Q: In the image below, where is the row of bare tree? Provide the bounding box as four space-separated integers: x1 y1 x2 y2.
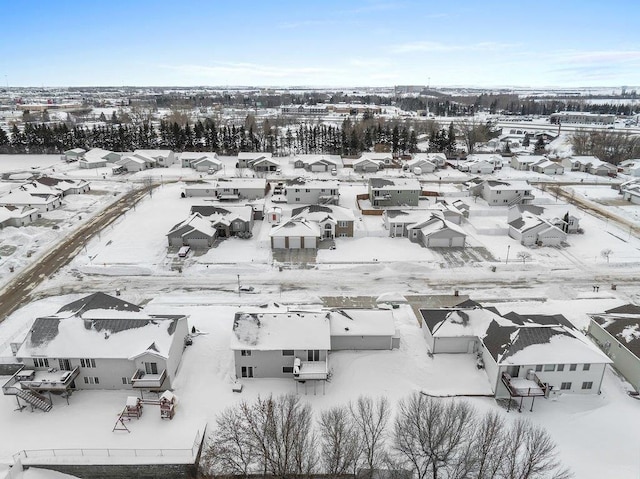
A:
570 130 640 165
201 393 570 479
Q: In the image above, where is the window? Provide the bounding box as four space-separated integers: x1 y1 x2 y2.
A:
144 362 158 375
58 359 72 371
241 366 254 378
560 382 572 390
583 364 591 371
535 365 543 372
569 364 577 371
338 221 348 227
544 364 555 372
307 350 320 361
83 377 99 385
80 358 96 368
282 350 294 356
34 358 49 368
241 350 252 357
581 381 593 390
282 367 294 374
122 377 132 385
557 364 565 372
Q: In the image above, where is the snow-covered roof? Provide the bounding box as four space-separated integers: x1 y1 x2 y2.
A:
85 148 115 162
134 149 173 158
17 293 186 360
286 178 339 190
0 205 38 223
360 152 393 161
291 204 355 223
215 178 267 189
168 213 216 238
329 309 396 337
409 214 466 237
369 177 421 190
231 311 331 350
238 152 273 160
514 155 546 164
293 154 341 166
0 190 58 205
420 306 509 337
269 219 321 238
592 311 640 357
485 180 531 191
190 205 252 224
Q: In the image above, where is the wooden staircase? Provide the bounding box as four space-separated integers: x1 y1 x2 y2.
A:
15 387 53 412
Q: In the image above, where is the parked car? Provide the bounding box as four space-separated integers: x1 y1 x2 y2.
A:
178 246 191 258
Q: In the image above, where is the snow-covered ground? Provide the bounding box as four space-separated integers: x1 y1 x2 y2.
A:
1 155 640 478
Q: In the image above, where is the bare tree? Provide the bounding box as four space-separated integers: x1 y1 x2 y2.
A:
601 249 613 263
517 251 532 264
500 419 572 479
456 120 491 154
472 411 507 479
350 396 391 474
201 405 257 477
393 393 476 479
319 405 361 476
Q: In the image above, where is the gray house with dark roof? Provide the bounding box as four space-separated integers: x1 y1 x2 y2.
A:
3 293 189 411
420 303 611 401
588 304 640 392
368 178 421 207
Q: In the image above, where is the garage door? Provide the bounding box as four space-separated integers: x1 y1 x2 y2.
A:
426 237 450 248
311 165 325 172
272 237 286 249
289 237 301 249
303 236 317 249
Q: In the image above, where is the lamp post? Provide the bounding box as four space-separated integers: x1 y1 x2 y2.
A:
237 274 241 295
505 245 511 264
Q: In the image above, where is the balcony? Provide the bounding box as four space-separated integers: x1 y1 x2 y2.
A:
293 359 328 381
3 366 80 393
131 368 167 389
501 371 548 398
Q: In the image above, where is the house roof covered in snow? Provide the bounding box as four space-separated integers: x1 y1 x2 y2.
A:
168 213 216 238
291 204 355 223
592 310 640 357
369 177 420 190
328 309 396 337
18 293 185 359
269 219 321 238
231 311 331 350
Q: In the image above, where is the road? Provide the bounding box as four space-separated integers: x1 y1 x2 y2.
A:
0 185 155 323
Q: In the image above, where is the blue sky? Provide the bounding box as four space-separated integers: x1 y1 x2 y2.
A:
1 0 639 88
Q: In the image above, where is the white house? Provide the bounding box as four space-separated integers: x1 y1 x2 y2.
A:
291 204 356 239
0 190 62 212
510 155 545 171
0 205 39 229
284 178 340 205
116 153 155 172
459 154 502 174
32 176 90 196
85 148 121 164
531 158 564 175
508 211 567 246
134 149 176 168
181 152 222 172
561 156 617 176
471 180 535 206
3 293 189 411
406 156 437 174
269 219 321 249
292 154 342 172
237 152 276 171
183 178 267 200
619 159 640 177
63 148 86 162
352 157 384 173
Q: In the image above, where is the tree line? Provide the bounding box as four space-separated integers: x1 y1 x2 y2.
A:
0 117 429 156
201 393 571 479
571 130 640 165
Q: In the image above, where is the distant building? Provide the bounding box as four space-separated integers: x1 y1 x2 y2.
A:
550 112 615 125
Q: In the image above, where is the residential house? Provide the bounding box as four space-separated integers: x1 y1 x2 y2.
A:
510 155 546 171
269 219 321 249
80 148 121 169
0 205 39 229
134 150 176 168
531 158 564 175
619 159 640 177
167 213 217 249
291 204 356 239
588 304 640 392
32 176 90 196
368 177 421 207
470 180 534 206
427 200 465 224
406 156 437 174
561 156 617 176
3 293 189 410
237 152 278 171
231 307 398 380
407 213 466 248
181 152 222 172
63 148 86 162
0 190 62 212
190 204 254 238
458 154 502 174
352 156 384 173
183 178 267 200
284 178 340 205
231 310 331 380
420 303 612 400
116 153 155 172
292 154 342 172
508 211 567 246
621 183 640 204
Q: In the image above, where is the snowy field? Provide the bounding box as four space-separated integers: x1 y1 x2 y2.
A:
1 154 640 478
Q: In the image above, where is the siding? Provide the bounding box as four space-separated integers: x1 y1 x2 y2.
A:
588 321 640 391
331 335 392 351
234 349 328 378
